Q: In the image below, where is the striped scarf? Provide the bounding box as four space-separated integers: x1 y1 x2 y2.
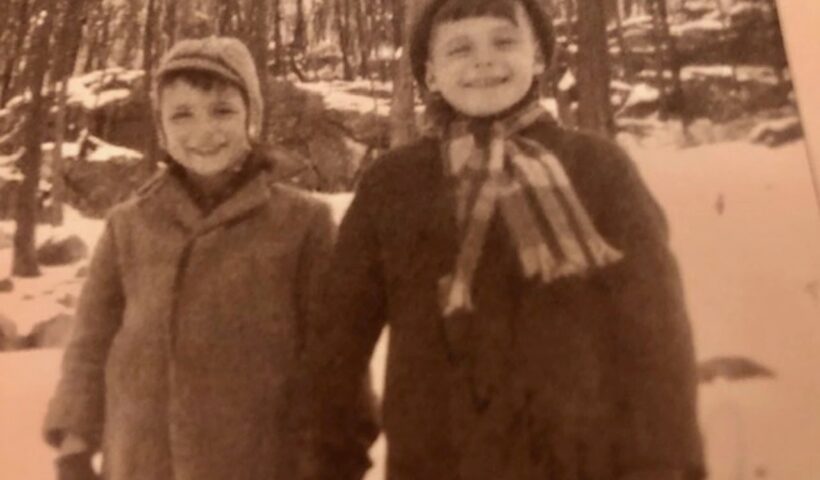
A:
438 101 623 317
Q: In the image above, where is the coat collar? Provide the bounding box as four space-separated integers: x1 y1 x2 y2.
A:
139 168 271 236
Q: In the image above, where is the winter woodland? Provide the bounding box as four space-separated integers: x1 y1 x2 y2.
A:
1 0 819 479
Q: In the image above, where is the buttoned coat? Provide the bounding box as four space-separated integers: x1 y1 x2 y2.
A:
44 168 343 480
309 117 704 480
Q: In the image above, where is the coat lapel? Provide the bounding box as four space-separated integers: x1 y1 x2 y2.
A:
141 170 271 236
199 173 270 233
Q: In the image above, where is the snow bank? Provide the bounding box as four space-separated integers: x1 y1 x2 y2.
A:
66 68 144 111
295 81 394 116
622 82 660 109
681 65 781 85
671 17 725 37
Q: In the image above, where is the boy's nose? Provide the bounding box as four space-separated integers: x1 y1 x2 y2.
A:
187 122 223 146
193 116 221 135
472 46 496 67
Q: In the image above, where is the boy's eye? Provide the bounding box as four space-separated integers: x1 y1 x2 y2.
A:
214 107 236 116
446 44 471 56
170 111 192 121
494 36 519 49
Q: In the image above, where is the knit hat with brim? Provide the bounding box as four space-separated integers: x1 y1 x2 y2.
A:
152 36 263 145
409 0 556 92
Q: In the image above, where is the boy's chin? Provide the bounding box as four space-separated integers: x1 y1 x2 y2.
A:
453 101 521 118
446 91 532 118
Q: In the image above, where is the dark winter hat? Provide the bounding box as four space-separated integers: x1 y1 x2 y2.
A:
152 36 263 144
409 0 556 92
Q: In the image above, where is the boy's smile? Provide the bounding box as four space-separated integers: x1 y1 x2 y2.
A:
159 79 251 179
425 3 544 117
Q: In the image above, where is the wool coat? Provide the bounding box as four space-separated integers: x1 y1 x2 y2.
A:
43 166 374 480
309 117 704 480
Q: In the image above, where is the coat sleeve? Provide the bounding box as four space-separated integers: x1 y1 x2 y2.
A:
43 219 125 451
575 134 705 480
300 176 386 480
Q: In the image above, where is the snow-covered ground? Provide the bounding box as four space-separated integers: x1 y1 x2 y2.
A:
1 139 819 479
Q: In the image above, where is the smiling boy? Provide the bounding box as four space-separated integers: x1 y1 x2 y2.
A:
43 37 376 480
308 1 704 479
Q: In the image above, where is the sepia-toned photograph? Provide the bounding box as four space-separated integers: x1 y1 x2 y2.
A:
1 0 818 479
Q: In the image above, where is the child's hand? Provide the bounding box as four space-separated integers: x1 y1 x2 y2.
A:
55 452 99 480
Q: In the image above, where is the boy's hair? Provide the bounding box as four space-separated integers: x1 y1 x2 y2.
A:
409 0 555 93
156 68 251 109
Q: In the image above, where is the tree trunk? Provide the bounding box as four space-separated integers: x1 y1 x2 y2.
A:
375 0 389 82
355 0 372 78
163 0 177 46
653 0 687 124
142 0 159 166
271 0 283 76
50 0 86 225
117 0 141 66
13 0 57 277
94 7 113 70
336 0 354 80
249 0 269 140
294 0 307 51
0 0 30 107
388 0 417 147
217 0 240 36
576 0 614 136
613 0 631 80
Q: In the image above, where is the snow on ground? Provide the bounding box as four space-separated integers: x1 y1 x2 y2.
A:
632 140 820 480
0 207 105 337
1 140 819 479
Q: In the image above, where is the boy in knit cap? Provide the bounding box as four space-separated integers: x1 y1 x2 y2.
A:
307 1 704 479
43 36 376 480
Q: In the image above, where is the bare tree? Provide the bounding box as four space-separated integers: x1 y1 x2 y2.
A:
336 0 354 80
354 0 372 78
268 0 282 76
0 0 31 107
247 0 270 139
50 0 87 225
576 0 614 136
117 0 144 67
13 0 57 276
651 0 687 124
388 0 417 147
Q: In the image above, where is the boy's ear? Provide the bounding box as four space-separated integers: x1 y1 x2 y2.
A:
425 62 439 92
533 51 546 75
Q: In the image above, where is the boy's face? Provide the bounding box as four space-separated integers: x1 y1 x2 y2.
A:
159 78 250 177
425 3 544 118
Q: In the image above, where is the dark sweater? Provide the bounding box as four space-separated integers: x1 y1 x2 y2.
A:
308 116 704 480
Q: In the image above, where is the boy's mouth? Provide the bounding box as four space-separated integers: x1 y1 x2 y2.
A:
464 76 509 88
189 146 224 156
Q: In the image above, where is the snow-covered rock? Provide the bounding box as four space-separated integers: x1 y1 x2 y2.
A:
36 234 88 267
66 68 145 111
748 116 803 146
